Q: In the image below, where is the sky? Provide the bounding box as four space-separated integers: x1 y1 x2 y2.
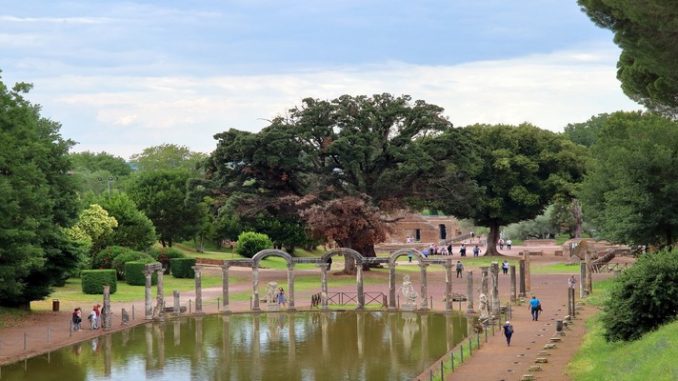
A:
0 0 640 158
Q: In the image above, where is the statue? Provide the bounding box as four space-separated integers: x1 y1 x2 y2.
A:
479 293 490 321
266 281 279 309
400 275 418 311
152 295 164 320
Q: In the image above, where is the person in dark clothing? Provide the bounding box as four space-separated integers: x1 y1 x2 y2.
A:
503 320 514 346
460 244 466 257
455 261 464 278
327 256 333 271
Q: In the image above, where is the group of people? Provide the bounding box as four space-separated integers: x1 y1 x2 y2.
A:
423 243 483 257
498 238 513 250
71 304 102 331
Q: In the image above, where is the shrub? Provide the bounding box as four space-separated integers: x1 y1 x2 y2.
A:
170 258 196 278
111 251 154 279
236 231 273 258
81 270 117 294
148 247 186 274
92 245 135 269
602 249 678 342
125 259 158 286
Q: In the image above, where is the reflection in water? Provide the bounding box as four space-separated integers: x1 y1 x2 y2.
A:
1 311 467 381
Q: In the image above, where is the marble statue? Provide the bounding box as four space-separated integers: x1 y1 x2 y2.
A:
400 275 418 310
479 293 490 321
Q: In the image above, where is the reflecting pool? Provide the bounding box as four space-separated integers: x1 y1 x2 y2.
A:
1 311 468 381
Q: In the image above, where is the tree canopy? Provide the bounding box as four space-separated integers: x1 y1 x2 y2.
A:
578 0 678 116
0 76 80 306
580 111 678 248
95 192 156 251
130 144 207 174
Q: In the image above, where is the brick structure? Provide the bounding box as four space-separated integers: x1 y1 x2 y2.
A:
384 214 462 244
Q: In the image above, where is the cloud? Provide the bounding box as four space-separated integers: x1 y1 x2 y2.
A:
0 15 113 24
26 46 639 158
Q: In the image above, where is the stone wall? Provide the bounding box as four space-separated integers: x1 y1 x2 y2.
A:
382 214 462 244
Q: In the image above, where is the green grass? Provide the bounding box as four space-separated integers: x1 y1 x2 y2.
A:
567 277 678 380
173 242 322 270
531 262 580 274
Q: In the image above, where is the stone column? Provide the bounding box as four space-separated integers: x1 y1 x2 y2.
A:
252 264 261 311
103 285 112 330
524 252 532 292
173 290 180 316
221 264 230 314
518 259 526 298
156 269 164 320
356 263 365 310
444 260 453 312
490 262 500 315
466 271 474 314
388 262 397 310
480 266 489 297
144 268 154 320
510 265 517 303
320 263 329 310
287 262 296 311
579 260 588 298
193 266 203 314
419 263 429 310
585 251 593 295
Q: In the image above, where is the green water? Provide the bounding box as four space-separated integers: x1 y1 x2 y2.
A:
1 311 468 381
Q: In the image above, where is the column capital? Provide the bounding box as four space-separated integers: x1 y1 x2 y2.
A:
318 263 329 270
287 262 295 270
143 269 154 277
221 263 231 270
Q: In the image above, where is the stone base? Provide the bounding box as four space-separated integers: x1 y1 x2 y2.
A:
528 365 543 372
521 375 536 381
535 357 549 364
401 304 417 312
543 343 557 350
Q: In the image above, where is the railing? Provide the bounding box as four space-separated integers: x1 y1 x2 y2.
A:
592 262 630 273
310 292 387 308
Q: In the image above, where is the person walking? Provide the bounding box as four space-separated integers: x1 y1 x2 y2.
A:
472 245 480 257
276 288 287 307
506 239 512 250
447 244 453 256
407 251 413 263
503 320 514 346
502 260 509 275
499 238 504 250
88 305 98 330
456 261 464 278
529 296 542 321
459 244 467 257
72 308 82 331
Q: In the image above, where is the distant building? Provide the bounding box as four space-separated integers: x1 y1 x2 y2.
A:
384 214 462 244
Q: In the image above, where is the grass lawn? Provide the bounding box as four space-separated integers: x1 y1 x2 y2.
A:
531 262 580 274
567 278 678 380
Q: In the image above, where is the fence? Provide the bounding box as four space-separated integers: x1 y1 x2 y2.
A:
310 292 387 308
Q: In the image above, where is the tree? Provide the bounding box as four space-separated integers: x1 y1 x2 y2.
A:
580 111 678 248
459 124 586 255
70 151 131 195
0 75 80 307
563 113 611 148
69 204 118 255
127 169 202 247
95 193 156 251
578 0 678 116
130 144 206 174
206 94 470 272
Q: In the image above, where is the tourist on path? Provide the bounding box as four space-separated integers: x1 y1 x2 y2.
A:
473 245 480 257
276 288 287 307
529 296 542 321
459 244 467 257
456 261 464 278
72 308 82 331
447 244 453 256
502 260 509 275
568 275 576 289
88 306 98 330
503 320 514 346
499 238 504 250
506 239 512 250
407 251 413 263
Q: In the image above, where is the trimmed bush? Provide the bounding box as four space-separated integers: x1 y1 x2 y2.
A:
148 247 186 274
170 258 196 278
111 251 154 279
92 245 136 269
81 270 117 294
602 249 678 342
236 231 273 258
125 259 158 286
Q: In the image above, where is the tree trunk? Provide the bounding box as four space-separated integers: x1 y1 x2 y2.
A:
485 222 501 256
572 199 583 238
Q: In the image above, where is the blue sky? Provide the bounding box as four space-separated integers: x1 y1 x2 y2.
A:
0 1 640 157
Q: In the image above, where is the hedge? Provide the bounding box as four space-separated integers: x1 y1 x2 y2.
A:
148 247 186 274
236 231 273 258
124 259 158 286
92 246 136 269
111 251 154 279
170 258 196 278
81 270 117 295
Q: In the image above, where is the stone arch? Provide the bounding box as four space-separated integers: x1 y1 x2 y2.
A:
251 249 293 267
321 248 365 265
389 248 427 265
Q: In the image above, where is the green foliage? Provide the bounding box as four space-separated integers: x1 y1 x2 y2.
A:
580 111 678 247
169 258 196 278
147 247 185 274
72 204 118 254
95 192 156 251
111 251 153 280
70 151 131 177
129 144 206 174
127 169 203 247
124 260 157 286
92 246 136 269
80 270 117 294
563 113 610 147
503 207 559 240
602 249 678 342
236 231 273 258
578 0 678 115
0 75 81 306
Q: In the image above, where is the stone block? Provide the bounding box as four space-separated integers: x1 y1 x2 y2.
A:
535 357 549 364
521 375 536 381
543 343 557 350
549 337 562 343
528 365 543 372
537 351 551 357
